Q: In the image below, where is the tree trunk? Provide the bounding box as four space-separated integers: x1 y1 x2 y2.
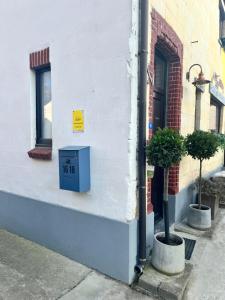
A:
198 160 203 209
164 168 170 244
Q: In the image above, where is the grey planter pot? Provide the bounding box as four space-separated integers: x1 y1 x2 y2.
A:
187 204 211 230
151 232 185 275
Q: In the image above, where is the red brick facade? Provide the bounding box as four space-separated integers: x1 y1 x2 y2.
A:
147 9 183 213
30 48 50 69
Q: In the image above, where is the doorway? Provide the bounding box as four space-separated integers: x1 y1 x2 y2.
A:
151 51 168 222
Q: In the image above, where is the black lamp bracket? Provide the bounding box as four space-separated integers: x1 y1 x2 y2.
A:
186 64 203 81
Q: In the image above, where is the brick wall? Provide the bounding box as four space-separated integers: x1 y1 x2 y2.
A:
30 48 50 69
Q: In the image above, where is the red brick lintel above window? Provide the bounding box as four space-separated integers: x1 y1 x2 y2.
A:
30 47 50 69
28 147 52 160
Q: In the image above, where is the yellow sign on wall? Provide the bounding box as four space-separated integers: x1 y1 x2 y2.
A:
73 110 84 132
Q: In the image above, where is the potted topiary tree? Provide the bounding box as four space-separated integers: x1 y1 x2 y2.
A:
185 130 219 230
146 127 186 275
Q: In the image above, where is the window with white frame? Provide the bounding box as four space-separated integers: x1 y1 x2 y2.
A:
210 97 222 133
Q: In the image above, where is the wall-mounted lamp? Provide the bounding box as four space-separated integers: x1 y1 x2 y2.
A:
186 64 211 87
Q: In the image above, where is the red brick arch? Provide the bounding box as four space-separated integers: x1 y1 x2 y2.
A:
147 9 183 213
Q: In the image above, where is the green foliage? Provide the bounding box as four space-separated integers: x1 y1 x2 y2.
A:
185 130 219 161
214 133 225 150
146 128 186 169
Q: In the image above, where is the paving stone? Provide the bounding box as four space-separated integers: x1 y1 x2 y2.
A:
136 264 165 297
136 262 193 300
183 209 225 299
60 271 153 300
0 262 24 293
1 277 50 300
174 209 223 239
0 230 91 299
174 219 207 237
158 264 193 300
0 230 155 300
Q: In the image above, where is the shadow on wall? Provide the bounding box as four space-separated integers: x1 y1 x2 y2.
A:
173 184 196 223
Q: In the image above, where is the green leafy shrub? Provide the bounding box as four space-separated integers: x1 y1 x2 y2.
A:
185 130 219 208
214 133 225 150
146 128 185 243
146 127 186 169
185 130 219 161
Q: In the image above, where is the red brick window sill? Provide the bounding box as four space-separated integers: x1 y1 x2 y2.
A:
28 147 52 160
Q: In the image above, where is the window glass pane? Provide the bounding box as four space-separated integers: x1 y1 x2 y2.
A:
154 55 166 91
210 98 221 133
210 104 217 132
40 71 52 139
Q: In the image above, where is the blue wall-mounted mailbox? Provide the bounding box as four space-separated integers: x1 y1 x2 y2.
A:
58 146 90 192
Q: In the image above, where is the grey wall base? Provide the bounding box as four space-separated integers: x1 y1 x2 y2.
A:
0 190 141 284
168 185 195 223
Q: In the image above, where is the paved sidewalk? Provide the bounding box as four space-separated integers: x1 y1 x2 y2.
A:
0 229 152 300
135 209 225 300
183 209 225 300
1 210 225 300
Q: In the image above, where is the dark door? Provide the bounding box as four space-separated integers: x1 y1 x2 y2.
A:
151 52 167 221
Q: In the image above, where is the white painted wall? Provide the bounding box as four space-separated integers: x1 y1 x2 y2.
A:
0 0 139 222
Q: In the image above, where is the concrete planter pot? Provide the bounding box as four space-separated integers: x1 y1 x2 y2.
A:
187 204 211 230
151 232 185 275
